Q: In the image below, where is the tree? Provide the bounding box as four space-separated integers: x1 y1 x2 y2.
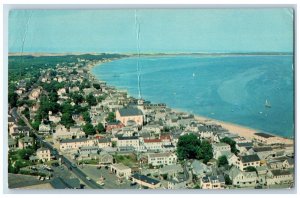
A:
224 174 232 185
60 112 75 128
86 93 97 106
70 92 84 104
220 137 238 154
176 133 201 160
93 83 101 90
95 123 105 133
82 111 91 123
8 92 18 108
217 155 229 167
197 140 213 164
83 123 96 136
106 112 116 123
18 147 35 160
18 119 26 126
22 107 30 120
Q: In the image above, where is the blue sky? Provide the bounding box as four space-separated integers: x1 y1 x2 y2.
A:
9 9 294 53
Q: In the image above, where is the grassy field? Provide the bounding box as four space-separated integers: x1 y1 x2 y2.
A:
114 154 137 167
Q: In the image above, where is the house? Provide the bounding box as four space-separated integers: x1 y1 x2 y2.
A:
116 107 144 126
98 138 112 149
8 138 17 150
78 146 99 159
267 157 294 170
191 160 211 178
98 152 113 165
143 138 163 151
228 166 258 187
167 176 187 189
212 142 231 153
159 164 183 177
131 173 161 189
57 88 66 96
59 138 96 152
105 121 124 132
235 154 260 171
253 133 281 145
116 136 140 151
36 148 51 162
110 163 132 179
236 142 253 153
266 169 293 185
249 147 274 160
18 136 34 149
28 88 41 100
49 113 61 124
38 123 51 134
200 175 225 189
147 152 177 166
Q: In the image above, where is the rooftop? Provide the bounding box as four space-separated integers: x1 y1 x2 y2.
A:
118 107 143 117
118 136 139 140
240 154 260 163
148 152 174 158
132 173 160 185
253 147 273 152
60 137 88 143
271 169 292 176
255 132 275 138
111 163 131 171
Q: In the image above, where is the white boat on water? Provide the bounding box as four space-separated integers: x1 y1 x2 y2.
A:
265 99 271 108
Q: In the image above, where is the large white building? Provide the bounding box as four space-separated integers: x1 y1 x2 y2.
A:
147 152 177 166
116 136 140 150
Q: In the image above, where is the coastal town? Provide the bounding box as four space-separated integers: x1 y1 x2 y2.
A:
8 54 294 190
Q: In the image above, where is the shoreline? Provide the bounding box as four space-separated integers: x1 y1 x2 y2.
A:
87 57 294 145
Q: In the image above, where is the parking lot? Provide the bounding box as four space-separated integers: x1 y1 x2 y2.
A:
80 164 139 189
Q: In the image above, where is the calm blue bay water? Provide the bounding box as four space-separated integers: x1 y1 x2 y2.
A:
92 55 294 137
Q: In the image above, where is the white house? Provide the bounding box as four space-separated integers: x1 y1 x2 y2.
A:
36 148 51 162
147 152 177 166
228 166 258 187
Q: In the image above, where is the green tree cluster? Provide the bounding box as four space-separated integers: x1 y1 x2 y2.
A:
217 155 229 167
176 133 213 163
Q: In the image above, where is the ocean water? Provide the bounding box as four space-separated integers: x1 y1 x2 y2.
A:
92 55 294 137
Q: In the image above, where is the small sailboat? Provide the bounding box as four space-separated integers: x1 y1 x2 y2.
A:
265 99 271 108
192 73 195 77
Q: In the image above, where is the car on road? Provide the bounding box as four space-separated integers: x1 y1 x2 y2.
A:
86 177 91 181
71 163 77 168
130 182 137 186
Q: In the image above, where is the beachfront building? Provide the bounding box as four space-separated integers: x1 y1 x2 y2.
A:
116 107 144 126
131 173 161 189
147 152 177 167
235 154 261 171
110 163 131 179
36 148 51 162
200 175 225 189
253 133 281 145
